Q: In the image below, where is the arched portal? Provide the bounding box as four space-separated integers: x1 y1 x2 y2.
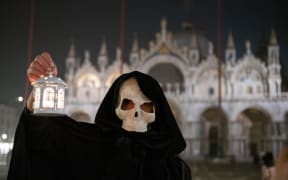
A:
200 107 228 158
237 108 271 157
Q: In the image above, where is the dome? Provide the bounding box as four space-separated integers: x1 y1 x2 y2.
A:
173 22 210 58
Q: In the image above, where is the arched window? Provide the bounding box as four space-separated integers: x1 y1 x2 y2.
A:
57 89 65 109
43 87 55 108
34 87 41 109
208 87 214 96
85 90 90 97
247 86 253 94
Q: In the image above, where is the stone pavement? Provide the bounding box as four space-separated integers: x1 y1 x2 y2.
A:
0 165 8 180
187 161 261 180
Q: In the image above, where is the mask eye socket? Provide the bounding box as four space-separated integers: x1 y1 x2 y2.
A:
140 102 154 113
121 98 135 110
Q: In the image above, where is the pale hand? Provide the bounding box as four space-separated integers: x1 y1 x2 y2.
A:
26 52 58 111
27 52 58 84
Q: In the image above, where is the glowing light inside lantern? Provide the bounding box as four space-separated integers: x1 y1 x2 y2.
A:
43 87 55 108
32 74 67 115
34 87 41 109
57 89 65 109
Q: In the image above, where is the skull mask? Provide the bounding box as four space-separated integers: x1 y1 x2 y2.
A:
115 78 155 132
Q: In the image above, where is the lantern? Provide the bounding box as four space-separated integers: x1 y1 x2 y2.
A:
32 74 67 115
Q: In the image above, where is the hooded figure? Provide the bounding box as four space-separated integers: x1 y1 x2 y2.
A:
8 71 191 180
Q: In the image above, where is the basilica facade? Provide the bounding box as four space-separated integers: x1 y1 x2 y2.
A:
64 18 288 161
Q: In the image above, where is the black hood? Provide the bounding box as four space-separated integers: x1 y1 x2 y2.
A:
95 71 186 157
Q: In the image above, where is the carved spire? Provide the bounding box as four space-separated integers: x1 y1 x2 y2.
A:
161 17 167 31
98 39 108 71
268 28 280 65
245 40 252 55
190 33 198 49
269 28 278 46
160 17 167 41
226 32 235 49
206 41 217 61
68 40 76 58
129 34 140 66
84 50 91 65
131 35 139 53
99 39 107 56
208 41 214 56
116 47 122 61
225 32 236 66
65 39 76 87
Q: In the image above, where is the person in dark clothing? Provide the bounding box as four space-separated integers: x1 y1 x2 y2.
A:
261 152 275 180
8 52 191 180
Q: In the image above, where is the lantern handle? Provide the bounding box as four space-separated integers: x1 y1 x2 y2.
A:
47 70 54 77
46 63 56 77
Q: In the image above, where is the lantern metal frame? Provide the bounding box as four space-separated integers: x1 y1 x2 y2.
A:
32 74 67 116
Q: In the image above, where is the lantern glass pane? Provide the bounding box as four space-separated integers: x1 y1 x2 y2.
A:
57 89 65 109
43 87 55 108
34 87 41 109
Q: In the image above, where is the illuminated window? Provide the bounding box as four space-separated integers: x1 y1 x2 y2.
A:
57 89 65 109
34 87 41 109
43 87 55 108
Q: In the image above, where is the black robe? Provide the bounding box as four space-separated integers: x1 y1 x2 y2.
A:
8 71 191 180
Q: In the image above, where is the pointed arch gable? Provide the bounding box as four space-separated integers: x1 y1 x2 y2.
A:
231 56 267 82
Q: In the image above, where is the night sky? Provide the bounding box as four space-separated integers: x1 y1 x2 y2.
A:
0 0 287 105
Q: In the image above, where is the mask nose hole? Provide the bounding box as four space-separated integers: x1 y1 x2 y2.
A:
134 111 138 117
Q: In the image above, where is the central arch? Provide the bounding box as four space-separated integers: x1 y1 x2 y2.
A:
138 54 187 92
148 63 184 92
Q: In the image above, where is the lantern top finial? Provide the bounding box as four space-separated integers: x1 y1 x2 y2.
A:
32 74 67 87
